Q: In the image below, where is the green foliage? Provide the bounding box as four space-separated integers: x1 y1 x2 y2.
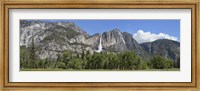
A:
56 62 67 69
67 58 83 69
54 25 80 38
30 37 36 60
107 53 120 70
165 60 173 69
150 56 174 69
20 47 177 70
43 32 66 43
20 46 26 68
141 61 149 69
57 53 62 62
65 29 80 38
62 51 73 63
42 25 80 43
174 57 180 68
20 37 40 69
119 51 141 70
177 57 180 68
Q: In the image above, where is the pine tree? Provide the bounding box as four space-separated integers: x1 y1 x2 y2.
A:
177 57 180 68
57 53 61 62
30 37 36 60
29 37 36 68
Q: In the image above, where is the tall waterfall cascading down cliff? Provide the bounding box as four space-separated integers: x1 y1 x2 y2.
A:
20 20 180 61
95 34 103 53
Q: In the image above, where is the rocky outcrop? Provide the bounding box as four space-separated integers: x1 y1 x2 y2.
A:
122 32 150 59
20 20 180 61
84 33 100 48
101 29 127 52
20 20 92 60
140 39 180 61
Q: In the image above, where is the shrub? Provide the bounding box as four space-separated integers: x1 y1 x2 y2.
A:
56 62 66 69
150 56 173 69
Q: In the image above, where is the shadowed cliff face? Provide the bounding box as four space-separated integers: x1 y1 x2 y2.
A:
20 20 180 61
140 39 180 61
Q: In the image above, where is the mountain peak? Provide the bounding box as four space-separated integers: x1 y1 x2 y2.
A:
111 28 120 32
20 20 180 62
56 21 74 26
140 39 180 61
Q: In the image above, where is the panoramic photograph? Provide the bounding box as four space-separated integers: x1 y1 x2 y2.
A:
20 20 180 71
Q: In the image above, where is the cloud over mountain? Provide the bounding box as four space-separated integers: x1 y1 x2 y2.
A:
133 30 178 44
20 20 180 62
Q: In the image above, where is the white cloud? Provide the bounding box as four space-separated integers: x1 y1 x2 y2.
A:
133 30 178 44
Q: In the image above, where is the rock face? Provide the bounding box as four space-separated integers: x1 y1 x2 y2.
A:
20 20 180 61
84 33 100 49
122 32 150 59
100 29 150 59
20 20 92 60
140 39 180 61
101 29 127 52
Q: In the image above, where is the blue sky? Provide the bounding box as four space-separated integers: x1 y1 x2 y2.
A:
27 19 180 42
41 20 179 40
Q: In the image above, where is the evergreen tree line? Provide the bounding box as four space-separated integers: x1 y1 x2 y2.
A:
20 38 180 70
20 49 180 70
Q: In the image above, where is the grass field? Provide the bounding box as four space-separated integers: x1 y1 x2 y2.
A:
20 68 180 71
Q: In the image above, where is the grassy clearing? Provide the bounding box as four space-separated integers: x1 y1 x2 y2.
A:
20 68 180 71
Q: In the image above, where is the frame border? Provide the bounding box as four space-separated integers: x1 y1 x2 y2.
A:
1 1 199 90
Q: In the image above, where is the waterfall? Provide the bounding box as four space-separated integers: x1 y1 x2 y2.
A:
95 34 103 53
98 34 103 51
